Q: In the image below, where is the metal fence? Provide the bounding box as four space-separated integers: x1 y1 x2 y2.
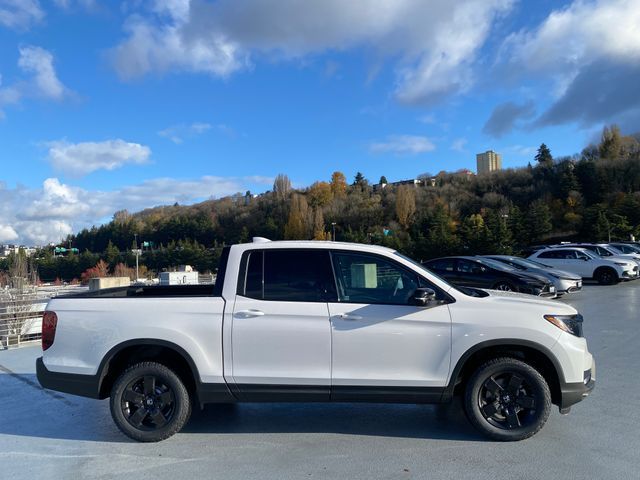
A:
0 286 88 350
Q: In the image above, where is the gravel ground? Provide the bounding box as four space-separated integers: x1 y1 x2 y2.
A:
1 282 639 480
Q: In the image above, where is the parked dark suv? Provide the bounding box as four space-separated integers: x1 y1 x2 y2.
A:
423 256 556 296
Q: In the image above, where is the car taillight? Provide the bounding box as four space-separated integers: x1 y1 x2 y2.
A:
42 311 58 351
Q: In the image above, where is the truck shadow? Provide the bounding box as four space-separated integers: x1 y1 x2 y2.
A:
183 399 482 441
0 373 480 443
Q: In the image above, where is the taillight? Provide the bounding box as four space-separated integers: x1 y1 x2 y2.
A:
42 311 58 351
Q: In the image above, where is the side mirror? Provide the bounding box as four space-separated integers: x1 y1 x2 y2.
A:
410 287 436 307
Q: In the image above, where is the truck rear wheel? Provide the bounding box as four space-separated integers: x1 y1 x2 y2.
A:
464 357 551 441
110 362 191 442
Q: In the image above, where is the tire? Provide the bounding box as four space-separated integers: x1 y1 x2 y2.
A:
464 357 551 441
492 281 515 292
110 362 192 442
595 267 618 285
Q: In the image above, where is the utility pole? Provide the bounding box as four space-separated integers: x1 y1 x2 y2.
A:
133 234 141 282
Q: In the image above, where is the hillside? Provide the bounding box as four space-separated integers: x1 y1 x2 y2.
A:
5 126 640 282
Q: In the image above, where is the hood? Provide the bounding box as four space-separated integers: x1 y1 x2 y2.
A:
481 289 577 314
540 268 581 280
511 271 549 284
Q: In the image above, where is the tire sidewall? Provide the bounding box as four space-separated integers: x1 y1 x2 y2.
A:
110 362 191 442
464 358 551 441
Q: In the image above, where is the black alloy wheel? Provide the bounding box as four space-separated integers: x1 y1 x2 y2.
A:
121 375 175 431
477 372 537 430
596 268 617 285
110 362 191 442
464 357 551 441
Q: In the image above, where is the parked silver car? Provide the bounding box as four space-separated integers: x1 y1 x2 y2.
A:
483 255 582 296
553 243 640 271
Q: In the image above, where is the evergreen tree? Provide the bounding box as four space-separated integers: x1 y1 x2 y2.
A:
535 143 553 167
379 175 388 185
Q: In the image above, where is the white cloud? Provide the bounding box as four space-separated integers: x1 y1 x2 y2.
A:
1 46 70 117
0 175 275 245
0 0 44 30
110 0 515 104
499 0 640 126
158 122 212 143
504 0 640 76
18 45 67 99
46 139 152 176
451 138 468 152
503 145 537 156
0 224 19 242
370 135 435 155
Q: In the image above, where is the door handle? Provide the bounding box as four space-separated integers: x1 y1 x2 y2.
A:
235 309 265 318
338 313 363 321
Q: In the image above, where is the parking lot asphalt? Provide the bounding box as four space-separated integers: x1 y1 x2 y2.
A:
1 283 639 480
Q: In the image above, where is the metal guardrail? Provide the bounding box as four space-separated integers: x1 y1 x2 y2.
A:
0 285 88 350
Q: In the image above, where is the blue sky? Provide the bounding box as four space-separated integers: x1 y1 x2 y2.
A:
1 0 639 245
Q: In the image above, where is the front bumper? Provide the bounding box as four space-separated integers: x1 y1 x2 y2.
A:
559 362 595 411
556 278 582 294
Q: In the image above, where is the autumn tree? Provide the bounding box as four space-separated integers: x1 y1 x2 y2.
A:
273 173 292 200
80 260 110 284
599 125 622 159
395 185 416 229
330 171 347 198
284 194 309 239
312 208 329 240
307 181 333 207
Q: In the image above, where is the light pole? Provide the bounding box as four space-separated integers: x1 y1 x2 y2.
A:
331 222 337 242
133 234 140 282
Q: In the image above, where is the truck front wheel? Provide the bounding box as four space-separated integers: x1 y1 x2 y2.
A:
110 362 192 442
464 357 551 441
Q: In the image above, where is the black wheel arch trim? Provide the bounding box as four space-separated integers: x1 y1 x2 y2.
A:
442 339 567 403
38 338 236 404
95 338 236 404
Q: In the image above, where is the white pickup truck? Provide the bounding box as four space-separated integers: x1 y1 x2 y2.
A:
37 239 595 442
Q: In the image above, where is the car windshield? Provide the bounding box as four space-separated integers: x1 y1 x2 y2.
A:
606 245 624 255
579 249 599 259
394 252 452 285
503 257 551 270
617 244 640 253
475 258 516 271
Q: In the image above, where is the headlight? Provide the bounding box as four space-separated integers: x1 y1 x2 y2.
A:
544 314 583 337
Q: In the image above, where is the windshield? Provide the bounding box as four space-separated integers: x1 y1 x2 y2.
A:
475 257 517 271
581 249 599 259
394 252 452 285
616 244 640 253
503 257 552 270
606 245 624 255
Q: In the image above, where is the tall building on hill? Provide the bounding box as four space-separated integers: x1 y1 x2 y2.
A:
476 150 502 175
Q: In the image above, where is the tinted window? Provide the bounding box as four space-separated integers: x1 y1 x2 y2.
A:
332 252 420 305
264 250 336 302
428 258 455 272
245 250 263 299
240 249 336 302
456 259 485 274
538 250 561 259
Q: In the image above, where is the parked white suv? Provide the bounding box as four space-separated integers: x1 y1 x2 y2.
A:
529 247 638 284
37 240 595 442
